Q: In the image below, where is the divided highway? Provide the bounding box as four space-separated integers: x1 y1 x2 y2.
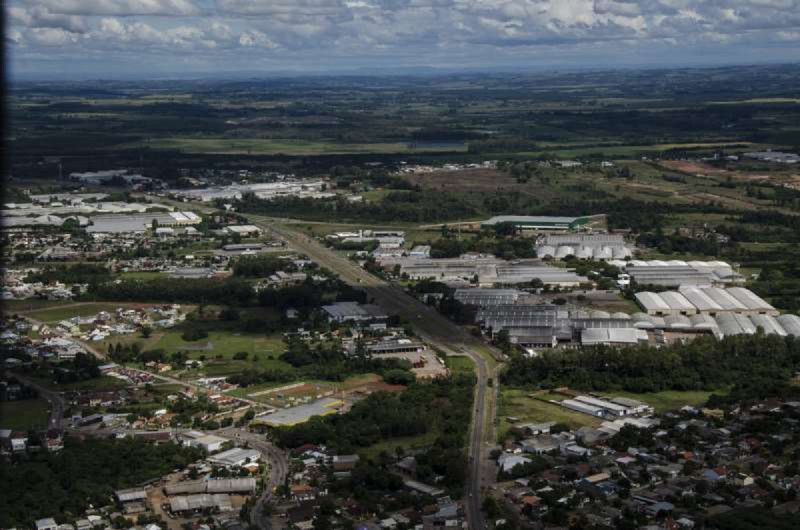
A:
265 218 504 530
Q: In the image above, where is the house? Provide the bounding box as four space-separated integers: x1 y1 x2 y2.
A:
36 519 59 530
333 454 360 471
10 431 28 452
290 484 316 502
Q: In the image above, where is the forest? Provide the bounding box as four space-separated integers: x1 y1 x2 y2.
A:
501 334 800 404
0 437 203 527
273 372 475 492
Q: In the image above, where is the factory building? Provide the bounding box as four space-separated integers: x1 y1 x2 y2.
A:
537 234 632 261
86 211 201 234
322 302 388 322
635 287 777 317
453 288 524 307
378 256 587 287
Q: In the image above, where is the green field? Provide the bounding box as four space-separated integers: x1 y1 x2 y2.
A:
140 330 291 376
134 137 468 155
0 399 51 430
498 389 602 441
27 375 130 392
2 299 83 313
607 390 713 412
24 303 141 324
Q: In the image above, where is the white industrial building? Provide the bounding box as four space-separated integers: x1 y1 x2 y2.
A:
207 447 262 468
636 287 777 317
322 301 388 322
179 431 228 453
538 234 632 261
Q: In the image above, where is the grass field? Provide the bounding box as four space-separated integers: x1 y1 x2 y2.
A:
133 137 468 155
445 355 475 374
27 375 130 392
24 302 144 323
119 271 168 280
607 390 714 412
137 329 291 377
0 399 51 430
3 299 83 313
497 389 601 441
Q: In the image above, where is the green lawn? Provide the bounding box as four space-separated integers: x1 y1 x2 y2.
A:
606 390 713 412
143 330 291 376
445 355 475 374
0 399 51 430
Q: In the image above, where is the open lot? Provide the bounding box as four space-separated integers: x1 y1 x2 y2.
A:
0 399 51 430
498 389 602 441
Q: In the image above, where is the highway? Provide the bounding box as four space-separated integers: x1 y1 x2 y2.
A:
264 217 504 530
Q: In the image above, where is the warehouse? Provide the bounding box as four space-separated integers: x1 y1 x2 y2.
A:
573 396 631 416
165 478 256 496
179 431 228 452
379 256 587 286
367 338 426 355
169 494 233 514
636 287 777 316
580 328 648 346
538 234 632 261
86 211 201 234
482 215 593 231
453 288 524 307
322 301 388 322
634 291 696 316
561 399 605 417
207 447 261 468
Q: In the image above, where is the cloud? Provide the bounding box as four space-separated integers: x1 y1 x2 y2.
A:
7 0 800 74
38 0 200 17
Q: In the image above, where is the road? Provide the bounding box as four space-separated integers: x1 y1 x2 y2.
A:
265 217 503 530
218 427 289 530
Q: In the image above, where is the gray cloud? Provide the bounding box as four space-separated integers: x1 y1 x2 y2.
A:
7 0 800 75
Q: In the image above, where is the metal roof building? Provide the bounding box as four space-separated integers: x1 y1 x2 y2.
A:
482 215 591 230
453 288 523 307
115 488 147 503
716 313 757 336
749 314 787 336
777 314 800 336
169 494 233 513
165 478 256 496
321 302 388 322
581 328 648 345
207 448 262 468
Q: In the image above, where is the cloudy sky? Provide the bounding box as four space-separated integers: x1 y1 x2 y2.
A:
6 0 800 78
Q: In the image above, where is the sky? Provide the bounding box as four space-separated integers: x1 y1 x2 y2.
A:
6 0 800 79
